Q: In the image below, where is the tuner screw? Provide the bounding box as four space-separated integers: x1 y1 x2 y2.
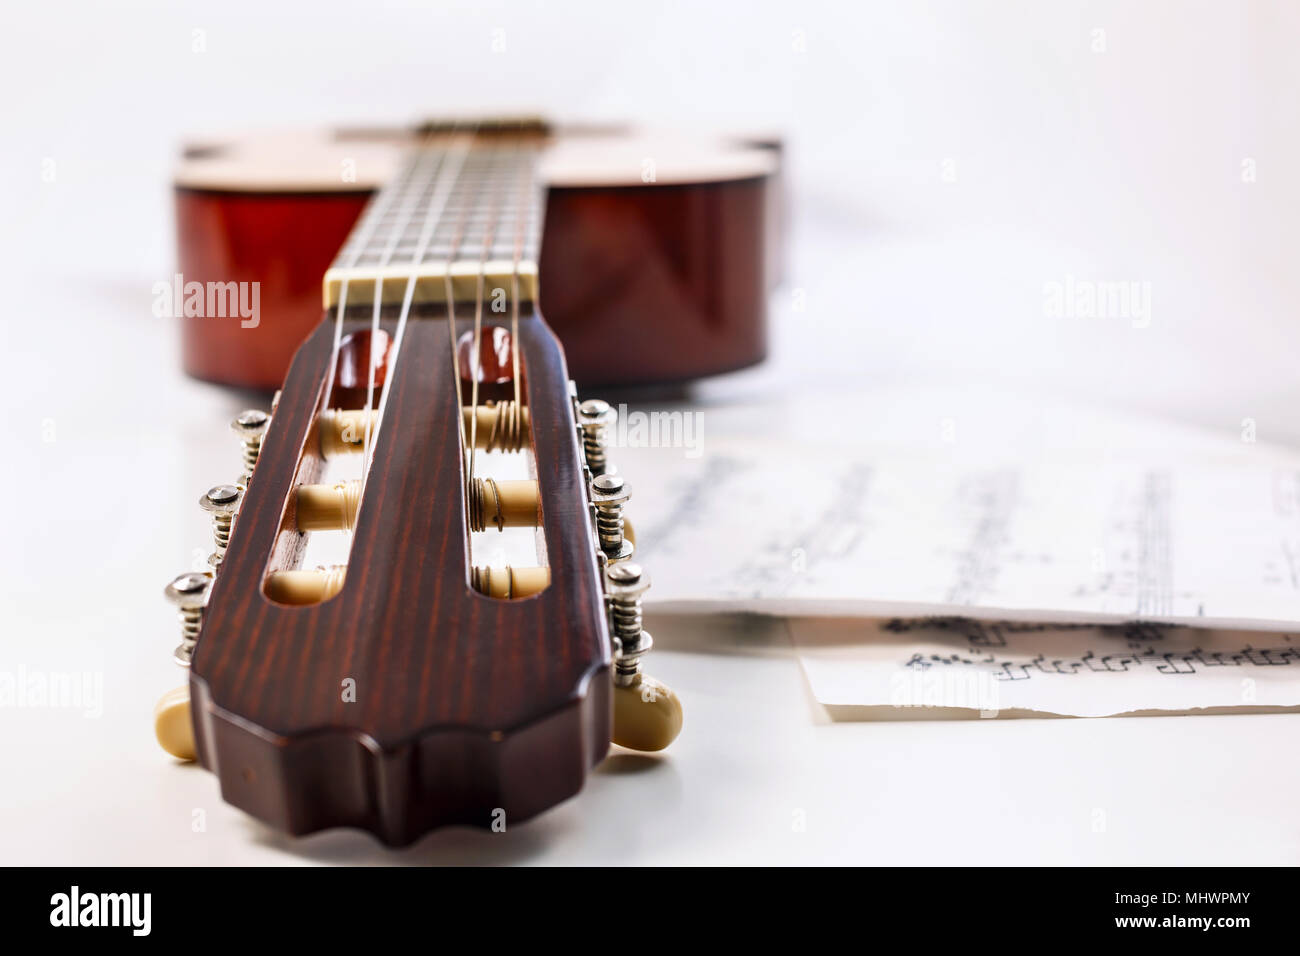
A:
231 409 270 485
606 563 653 686
590 473 633 563
577 399 617 479
164 571 213 667
200 483 243 569
605 563 683 752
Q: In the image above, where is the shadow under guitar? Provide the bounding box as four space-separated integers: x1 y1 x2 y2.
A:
240 747 684 865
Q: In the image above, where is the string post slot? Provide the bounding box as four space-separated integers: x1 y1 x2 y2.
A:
318 404 531 458
318 409 377 458
295 480 363 532
264 566 348 605
470 564 551 600
467 478 540 532
466 401 530 452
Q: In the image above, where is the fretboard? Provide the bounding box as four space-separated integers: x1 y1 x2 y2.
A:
323 130 545 310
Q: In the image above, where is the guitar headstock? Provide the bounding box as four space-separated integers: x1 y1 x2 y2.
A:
153 306 681 844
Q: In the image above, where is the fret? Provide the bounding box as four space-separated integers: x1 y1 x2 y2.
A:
323 132 545 309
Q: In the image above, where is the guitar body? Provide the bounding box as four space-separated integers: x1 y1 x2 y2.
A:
176 126 777 389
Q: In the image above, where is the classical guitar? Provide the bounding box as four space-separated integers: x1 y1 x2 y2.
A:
154 119 774 845
173 119 778 389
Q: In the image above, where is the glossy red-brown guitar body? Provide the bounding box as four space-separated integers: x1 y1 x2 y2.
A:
176 128 776 389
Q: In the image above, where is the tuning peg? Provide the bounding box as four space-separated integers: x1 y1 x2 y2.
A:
199 484 242 568
470 564 551 599
577 399 617 478
157 571 211 760
154 685 196 761
295 480 363 532
591 473 634 562
467 401 530 452
264 565 348 605
605 563 682 752
295 477 544 534
231 409 270 485
318 409 373 457
164 571 212 666
468 478 540 532
318 405 532 459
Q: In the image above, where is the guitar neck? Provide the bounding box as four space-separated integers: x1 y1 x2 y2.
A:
323 127 547 311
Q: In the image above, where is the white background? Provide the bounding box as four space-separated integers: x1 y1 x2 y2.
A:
3 1 1300 863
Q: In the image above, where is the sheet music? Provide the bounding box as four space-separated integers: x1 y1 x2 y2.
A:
622 384 1300 630
791 616 1300 718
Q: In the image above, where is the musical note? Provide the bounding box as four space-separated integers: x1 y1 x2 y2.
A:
624 426 1300 630
792 616 1300 718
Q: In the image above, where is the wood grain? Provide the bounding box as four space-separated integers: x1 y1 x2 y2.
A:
190 306 610 845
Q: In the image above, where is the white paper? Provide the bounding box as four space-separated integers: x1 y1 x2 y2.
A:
790 616 1300 718
615 384 1300 718
623 385 1300 630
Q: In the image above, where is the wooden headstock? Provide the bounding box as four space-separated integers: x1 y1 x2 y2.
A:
155 124 682 844
155 306 681 844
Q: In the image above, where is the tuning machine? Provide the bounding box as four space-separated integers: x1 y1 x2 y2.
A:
591 473 634 563
604 562 682 752
199 483 242 569
154 406 269 764
576 393 637 554
577 398 617 479
164 570 212 666
155 570 213 761
231 408 270 485
574 391 678 750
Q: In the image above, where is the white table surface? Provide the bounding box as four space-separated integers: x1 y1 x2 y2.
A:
6 239 1300 866
7 0 1300 867
14 607 1300 866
